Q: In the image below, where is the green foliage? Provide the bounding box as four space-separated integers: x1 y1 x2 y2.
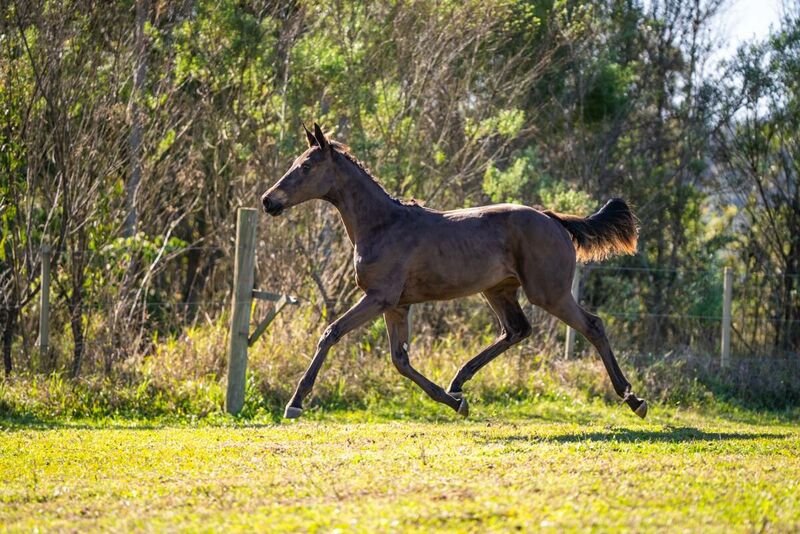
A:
482 154 534 204
465 108 526 140
172 1 278 91
583 61 632 123
538 181 594 213
482 147 594 213
0 372 224 420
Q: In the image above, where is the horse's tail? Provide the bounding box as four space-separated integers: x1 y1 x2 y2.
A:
544 198 639 263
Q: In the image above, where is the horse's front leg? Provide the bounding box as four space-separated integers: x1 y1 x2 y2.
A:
384 307 467 417
284 293 386 418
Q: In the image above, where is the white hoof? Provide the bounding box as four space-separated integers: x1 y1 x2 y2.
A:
634 400 648 419
457 397 469 418
284 406 303 419
449 391 463 400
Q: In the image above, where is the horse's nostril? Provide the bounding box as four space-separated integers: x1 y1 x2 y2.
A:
262 196 284 216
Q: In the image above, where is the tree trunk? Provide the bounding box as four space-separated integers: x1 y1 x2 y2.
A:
784 242 800 352
69 243 87 378
124 0 148 237
2 305 16 376
69 289 85 378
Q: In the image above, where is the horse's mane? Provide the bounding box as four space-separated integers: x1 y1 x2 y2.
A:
329 140 424 208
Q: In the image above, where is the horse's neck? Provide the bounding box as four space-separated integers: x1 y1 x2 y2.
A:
326 161 402 244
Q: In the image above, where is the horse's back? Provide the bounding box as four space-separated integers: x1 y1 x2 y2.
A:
392 203 573 304
441 203 572 256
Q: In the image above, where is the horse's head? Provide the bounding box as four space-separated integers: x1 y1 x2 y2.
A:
261 123 337 216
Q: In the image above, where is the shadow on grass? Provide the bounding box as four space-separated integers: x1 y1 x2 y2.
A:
0 413 170 431
2 395 795 434
0 403 586 431
483 426 789 444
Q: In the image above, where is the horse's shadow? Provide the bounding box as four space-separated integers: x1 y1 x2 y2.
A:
482 426 789 444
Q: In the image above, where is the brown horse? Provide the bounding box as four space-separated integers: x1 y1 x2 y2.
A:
262 123 647 420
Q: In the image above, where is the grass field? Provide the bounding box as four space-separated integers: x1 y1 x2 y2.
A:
2 398 799 532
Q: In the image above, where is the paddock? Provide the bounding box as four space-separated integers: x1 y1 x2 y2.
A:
2 401 798 532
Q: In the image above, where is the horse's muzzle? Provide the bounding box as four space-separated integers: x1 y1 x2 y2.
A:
262 196 284 216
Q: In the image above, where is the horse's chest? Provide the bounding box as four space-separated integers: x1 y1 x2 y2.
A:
353 244 397 289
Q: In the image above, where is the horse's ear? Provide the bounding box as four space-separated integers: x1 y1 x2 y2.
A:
313 122 329 151
302 122 317 148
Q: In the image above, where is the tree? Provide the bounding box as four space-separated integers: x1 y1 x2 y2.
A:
715 5 800 352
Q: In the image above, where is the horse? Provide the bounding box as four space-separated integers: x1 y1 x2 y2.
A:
261 123 647 420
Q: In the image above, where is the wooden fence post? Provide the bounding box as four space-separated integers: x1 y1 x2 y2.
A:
721 266 733 368
38 245 51 362
564 264 582 359
226 208 258 415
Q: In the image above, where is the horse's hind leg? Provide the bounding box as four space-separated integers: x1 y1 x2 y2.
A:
535 290 647 418
447 285 531 399
384 306 468 416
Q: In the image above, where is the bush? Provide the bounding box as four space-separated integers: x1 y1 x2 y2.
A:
2 320 798 423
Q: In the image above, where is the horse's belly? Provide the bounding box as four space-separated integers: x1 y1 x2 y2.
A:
399 250 515 303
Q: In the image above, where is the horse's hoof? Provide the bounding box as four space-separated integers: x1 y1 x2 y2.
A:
449 391 463 400
457 397 469 418
284 406 303 419
634 400 648 419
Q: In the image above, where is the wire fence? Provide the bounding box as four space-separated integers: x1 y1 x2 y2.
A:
129 262 799 361
576 265 800 360
5 244 800 364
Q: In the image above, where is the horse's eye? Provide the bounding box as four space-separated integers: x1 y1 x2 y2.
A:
301 163 310 173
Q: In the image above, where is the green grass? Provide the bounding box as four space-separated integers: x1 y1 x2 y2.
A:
2 399 799 532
